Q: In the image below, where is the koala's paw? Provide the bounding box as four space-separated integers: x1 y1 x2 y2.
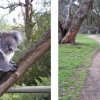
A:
13 64 17 68
0 66 16 72
9 64 17 72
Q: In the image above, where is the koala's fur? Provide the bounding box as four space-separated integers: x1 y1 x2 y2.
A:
0 31 23 72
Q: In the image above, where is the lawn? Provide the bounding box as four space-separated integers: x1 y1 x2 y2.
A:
59 34 100 100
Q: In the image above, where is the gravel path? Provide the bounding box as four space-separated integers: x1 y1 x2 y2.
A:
80 35 100 100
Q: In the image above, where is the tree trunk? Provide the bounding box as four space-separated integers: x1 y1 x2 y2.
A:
59 0 73 43
25 0 33 40
61 0 94 44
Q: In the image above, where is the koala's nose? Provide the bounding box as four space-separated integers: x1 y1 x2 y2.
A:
8 46 13 51
9 47 13 51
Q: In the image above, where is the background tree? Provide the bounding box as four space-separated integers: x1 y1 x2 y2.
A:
59 0 94 44
59 0 73 43
25 0 34 40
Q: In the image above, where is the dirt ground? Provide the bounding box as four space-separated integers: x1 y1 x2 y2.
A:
79 35 100 100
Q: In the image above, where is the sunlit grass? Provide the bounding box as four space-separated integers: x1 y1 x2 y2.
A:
59 34 100 100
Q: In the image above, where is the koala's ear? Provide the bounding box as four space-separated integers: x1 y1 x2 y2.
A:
12 31 23 44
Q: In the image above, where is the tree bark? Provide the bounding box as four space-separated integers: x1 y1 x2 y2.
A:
61 0 94 44
59 0 73 43
0 31 50 96
25 0 34 40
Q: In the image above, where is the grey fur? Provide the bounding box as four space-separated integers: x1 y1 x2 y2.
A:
0 31 22 72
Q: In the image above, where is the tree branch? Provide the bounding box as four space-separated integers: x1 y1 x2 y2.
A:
0 30 51 96
0 2 25 9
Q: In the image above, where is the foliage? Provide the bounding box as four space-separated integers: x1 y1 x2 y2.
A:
59 0 78 20
0 93 50 100
59 34 100 100
0 0 50 94
0 0 50 99
35 77 50 86
13 10 51 86
0 77 50 99
0 18 12 31
0 2 51 86
59 0 100 34
17 51 50 86
31 11 50 42
13 34 50 86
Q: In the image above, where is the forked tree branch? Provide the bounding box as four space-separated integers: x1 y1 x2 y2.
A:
0 31 51 96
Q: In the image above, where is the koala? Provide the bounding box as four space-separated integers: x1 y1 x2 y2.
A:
0 31 22 72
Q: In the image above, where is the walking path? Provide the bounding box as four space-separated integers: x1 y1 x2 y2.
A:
80 35 100 100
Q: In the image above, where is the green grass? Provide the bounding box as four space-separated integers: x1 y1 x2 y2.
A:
59 34 100 100
0 93 50 100
97 34 100 37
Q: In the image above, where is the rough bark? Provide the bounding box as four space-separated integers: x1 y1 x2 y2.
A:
59 16 72 43
61 0 94 44
0 31 50 96
59 0 73 43
25 0 34 40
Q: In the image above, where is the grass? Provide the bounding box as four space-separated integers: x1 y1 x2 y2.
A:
59 34 100 100
96 34 100 38
0 93 50 100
